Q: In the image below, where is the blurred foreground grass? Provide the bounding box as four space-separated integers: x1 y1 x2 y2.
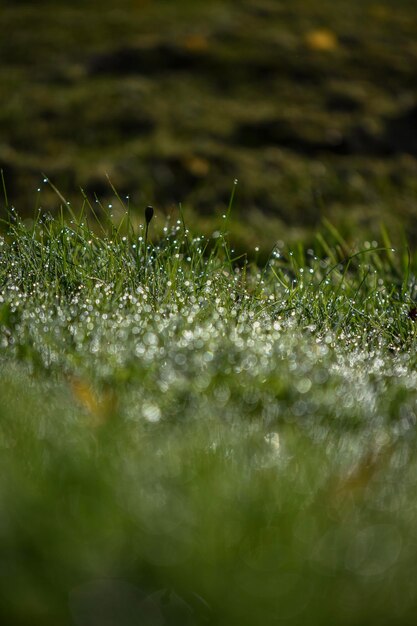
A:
1 198 417 624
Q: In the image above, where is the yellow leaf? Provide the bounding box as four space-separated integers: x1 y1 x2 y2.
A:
304 29 338 52
183 156 210 177
181 34 209 52
330 438 394 508
70 377 118 428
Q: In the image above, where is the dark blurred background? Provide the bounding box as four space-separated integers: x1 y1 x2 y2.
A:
1 0 417 248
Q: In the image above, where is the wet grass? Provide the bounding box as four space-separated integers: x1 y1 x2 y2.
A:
1 191 417 625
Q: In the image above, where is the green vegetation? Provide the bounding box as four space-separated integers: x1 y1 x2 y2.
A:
2 1 417 621
2 0 417 248
1 188 417 625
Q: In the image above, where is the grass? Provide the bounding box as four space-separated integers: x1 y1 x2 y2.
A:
1 185 417 625
2 0 417 247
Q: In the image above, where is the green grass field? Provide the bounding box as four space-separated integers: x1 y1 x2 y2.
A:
2 0 417 248
1 186 417 625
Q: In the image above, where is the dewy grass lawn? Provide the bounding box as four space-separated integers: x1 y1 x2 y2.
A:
0 192 417 625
